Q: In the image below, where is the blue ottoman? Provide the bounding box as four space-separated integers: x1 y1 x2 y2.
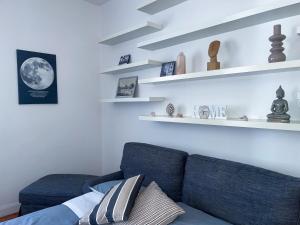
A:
19 174 97 215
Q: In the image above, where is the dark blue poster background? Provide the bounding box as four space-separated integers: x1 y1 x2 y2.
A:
17 49 58 104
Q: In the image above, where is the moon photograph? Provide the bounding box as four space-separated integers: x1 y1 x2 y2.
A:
17 49 58 104
20 57 54 90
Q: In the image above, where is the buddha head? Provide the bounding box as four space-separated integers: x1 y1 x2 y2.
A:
276 85 285 99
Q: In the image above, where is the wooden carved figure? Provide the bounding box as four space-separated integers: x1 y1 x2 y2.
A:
268 24 286 63
207 40 221 71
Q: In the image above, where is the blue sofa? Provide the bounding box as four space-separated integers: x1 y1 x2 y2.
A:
18 142 300 225
19 174 97 215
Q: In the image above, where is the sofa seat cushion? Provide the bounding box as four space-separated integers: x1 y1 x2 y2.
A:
170 203 232 225
20 174 97 207
92 180 123 194
182 155 300 225
120 142 188 202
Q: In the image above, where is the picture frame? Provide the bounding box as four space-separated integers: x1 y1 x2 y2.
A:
16 49 58 105
116 76 138 98
119 54 131 65
160 61 176 77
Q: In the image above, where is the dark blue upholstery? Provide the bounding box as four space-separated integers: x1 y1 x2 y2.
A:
182 155 300 225
120 142 188 202
18 142 300 225
82 171 124 194
19 174 97 215
19 204 48 216
171 202 232 225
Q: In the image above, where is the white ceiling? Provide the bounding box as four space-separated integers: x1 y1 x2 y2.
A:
84 0 110 6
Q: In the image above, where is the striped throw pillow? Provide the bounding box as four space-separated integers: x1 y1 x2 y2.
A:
115 181 185 225
80 181 185 225
81 175 144 225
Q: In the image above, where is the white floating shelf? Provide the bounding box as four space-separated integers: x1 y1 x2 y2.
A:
139 116 300 132
101 97 165 103
139 60 300 84
138 0 300 50
137 0 188 15
99 21 162 46
100 60 162 74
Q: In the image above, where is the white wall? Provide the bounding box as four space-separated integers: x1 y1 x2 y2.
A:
1 0 300 218
0 0 102 216
98 0 300 178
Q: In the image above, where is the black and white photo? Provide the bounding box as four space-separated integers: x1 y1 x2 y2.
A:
16 49 58 104
116 76 138 98
119 54 131 65
160 61 176 77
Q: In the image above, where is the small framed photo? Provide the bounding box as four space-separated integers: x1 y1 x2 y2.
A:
116 76 138 98
119 54 131 65
160 61 176 77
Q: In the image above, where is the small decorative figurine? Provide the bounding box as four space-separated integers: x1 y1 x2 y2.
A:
199 106 210 119
166 103 175 117
239 116 249 121
268 24 286 63
207 40 221 71
176 113 183 118
267 86 290 123
176 52 186 75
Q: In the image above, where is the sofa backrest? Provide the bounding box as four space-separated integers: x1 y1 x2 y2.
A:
182 154 300 225
120 142 188 202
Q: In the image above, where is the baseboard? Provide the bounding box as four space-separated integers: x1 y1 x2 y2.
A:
0 203 20 217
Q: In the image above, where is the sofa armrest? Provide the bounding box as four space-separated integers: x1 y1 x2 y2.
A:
82 171 124 194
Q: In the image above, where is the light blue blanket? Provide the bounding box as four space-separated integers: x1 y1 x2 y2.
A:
0 192 104 225
0 202 232 225
0 205 78 225
0 199 231 225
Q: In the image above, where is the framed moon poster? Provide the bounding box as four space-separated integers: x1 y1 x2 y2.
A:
16 49 58 104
